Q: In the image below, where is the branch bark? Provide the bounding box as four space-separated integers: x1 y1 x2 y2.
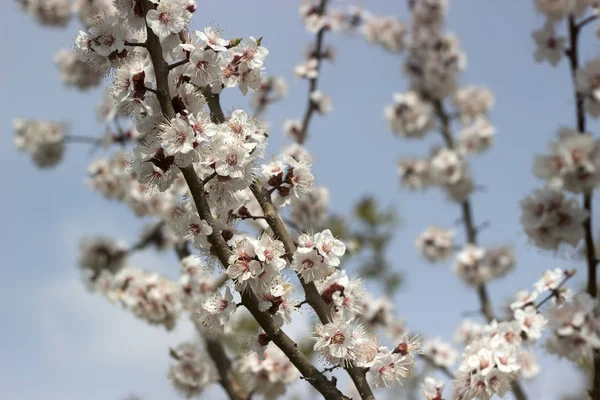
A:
567 15 600 400
175 242 246 400
433 100 528 400
297 0 329 145
249 181 375 400
139 11 351 398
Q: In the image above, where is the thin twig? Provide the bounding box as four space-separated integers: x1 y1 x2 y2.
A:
168 58 190 71
566 16 600 399
124 41 147 48
534 269 576 310
418 354 454 380
297 0 329 145
249 180 376 400
202 171 217 185
432 98 528 400
577 14 599 30
64 135 102 145
173 241 247 399
128 221 165 252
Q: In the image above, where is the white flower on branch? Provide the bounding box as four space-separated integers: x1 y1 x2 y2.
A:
310 90 333 114
290 185 330 229
453 85 495 123
398 157 432 190
384 91 434 138
79 236 128 279
519 350 540 380
453 319 484 345
239 344 300 399
546 293 600 361
313 317 376 367
360 14 407 52
453 334 520 400
513 305 547 343
196 26 228 52
415 225 454 262
146 0 190 39
534 0 579 20
430 147 467 185
366 346 414 388
55 49 103 90
185 47 221 87
534 127 600 193
168 342 218 397
261 155 315 208
422 376 445 400
317 270 365 320
114 0 146 30
226 234 286 292
422 337 457 368
112 266 182 330
294 58 319 79
458 118 495 155
532 21 566 66
576 58 600 118
196 287 237 335
18 0 71 27
520 186 588 250
13 118 66 168
291 229 346 283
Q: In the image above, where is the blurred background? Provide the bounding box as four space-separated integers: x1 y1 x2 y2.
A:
1 0 599 399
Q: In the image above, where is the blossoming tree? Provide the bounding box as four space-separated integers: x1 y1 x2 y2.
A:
12 0 600 399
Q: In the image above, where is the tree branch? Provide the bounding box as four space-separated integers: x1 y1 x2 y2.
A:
297 0 329 145
249 180 376 400
175 240 247 400
567 15 600 399
418 354 454 380
433 99 527 400
140 11 354 398
64 135 103 145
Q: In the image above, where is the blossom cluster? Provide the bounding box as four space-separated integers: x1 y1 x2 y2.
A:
291 229 345 282
534 127 600 193
452 245 516 286
520 186 588 250
13 118 66 168
15 0 600 398
17 0 71 27
168 341 218 398
546 293 600 361
239 344 301 399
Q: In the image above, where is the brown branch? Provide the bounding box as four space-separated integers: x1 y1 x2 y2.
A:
577 14 599 30
249 180 376 400
534 269 576 310
124 41 147 48
177 167 349 399
202 171 217 185
433 100 527 400
567 15 600 400
418 354 454 380
174 237 246 400
141 0 175 119
297 0 329 145
204 337 247 400
140 7 352 397
168 58 190 71
64 135 102 145
128 221 165 252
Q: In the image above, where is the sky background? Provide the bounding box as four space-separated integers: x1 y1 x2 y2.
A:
2 1 600 399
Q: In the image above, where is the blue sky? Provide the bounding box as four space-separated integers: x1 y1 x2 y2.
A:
2 1 599 399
